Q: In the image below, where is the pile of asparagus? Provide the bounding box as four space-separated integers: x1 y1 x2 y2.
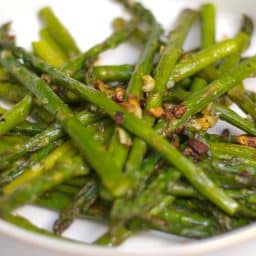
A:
1 0 256 245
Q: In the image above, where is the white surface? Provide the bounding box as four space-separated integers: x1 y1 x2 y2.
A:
0 0 256 255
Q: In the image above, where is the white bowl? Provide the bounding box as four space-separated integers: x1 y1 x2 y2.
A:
1 0 256 255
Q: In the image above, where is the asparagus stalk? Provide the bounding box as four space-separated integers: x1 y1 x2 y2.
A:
126 23 162 98
200 3 216 48
168 180 256 202
56 184 81 197
33 28 68 67
228 85 256 121
114 0 157 26
39 7 80 57
133 153 160 194
190 77 208 92
93 65 133 82
0 103 47 135
108 127 130 171
148 9 198 109
36 191 73 212
95 225 135 246
140 208 219 238
212 103 256 135
53 177 98 235
0 95 32 136
168 33 248 83
4 214 57 237
12 121 46 135
208 142 256 160
112 17 148 45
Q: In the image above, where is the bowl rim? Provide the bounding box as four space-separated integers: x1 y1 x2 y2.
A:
1 218 256 256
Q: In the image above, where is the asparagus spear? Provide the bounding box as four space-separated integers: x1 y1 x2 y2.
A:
168 179 256 202
190 77 208 92
39 7 80 57
148 9 198 109
228 85 256 121
126 23 162 98
212 103 256 135
208 142 256 160
93 65 133 82
140 207 219 238
168 33 248 83
112 17 148 45
0 51 129 196
133 153 160 194
114 0 157 26
108 127 130 171
200 15 252 78
56 184 81 197
12 121 46 135
0 95 32 136
36 188 223 242
200 3 216 48
0 103 47 135
33 28 68 67
53 177 98 235
216 16 254 119
95 224 135 246
6 47 240 215
164 87 189 103
200 158 256 175
4 214 57 237
36 191 73 212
